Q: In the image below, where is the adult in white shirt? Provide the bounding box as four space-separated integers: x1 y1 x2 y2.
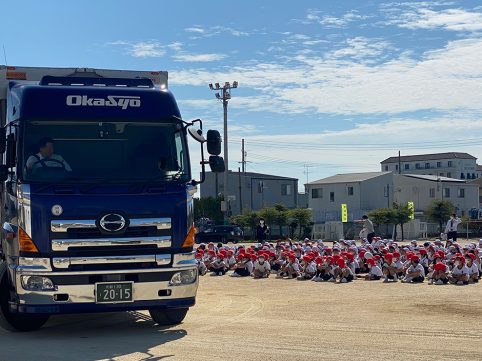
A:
444 214 461 244
25 137 72 175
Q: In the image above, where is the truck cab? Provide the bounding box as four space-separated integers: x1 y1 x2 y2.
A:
0 66 224 331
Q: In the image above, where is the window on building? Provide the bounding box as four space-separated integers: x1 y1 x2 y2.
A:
467 173 471 180
404 164 409 170
444 188 450 198
330 192 335 202
384 165 388 171
281 184 292 196
461 173 465 179
448 161 453 167
472 173 476 179
395 165 399 171
425 162 430 169
415 163 421 169
348 186 354 196
447 172 451 178
440 173 444 176
312 188 322 199
429 188 435 198
458 188 465 198
437 162 442 168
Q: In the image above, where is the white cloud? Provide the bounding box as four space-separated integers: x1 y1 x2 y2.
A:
172 53 227 62
383 6 482 32
172 37 482 115
300 9 370 28
185 26 205 33
109 41 165 58
184 25 249 38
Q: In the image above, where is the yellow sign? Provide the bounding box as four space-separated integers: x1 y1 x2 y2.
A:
341 204 348 223
408 201 415 220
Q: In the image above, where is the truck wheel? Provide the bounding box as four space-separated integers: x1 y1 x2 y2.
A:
149 308 189 326
0 263 49 332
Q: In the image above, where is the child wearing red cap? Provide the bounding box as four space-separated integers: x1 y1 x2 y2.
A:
209 253 228 276
364 258 383 280
428 261 449 285
382 253 399 282
253 253 271 279
334 258 354 283
284 254 301 279
231 253 254 277
465 253 479 283
448 255 469 285
195 250 207 276
401 255 425 283
298 255 316 280
225 250 237 270
313 256 334 282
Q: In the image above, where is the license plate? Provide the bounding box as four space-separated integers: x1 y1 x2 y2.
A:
95 282 133 303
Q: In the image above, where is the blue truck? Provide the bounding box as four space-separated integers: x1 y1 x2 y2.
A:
0 65 224 331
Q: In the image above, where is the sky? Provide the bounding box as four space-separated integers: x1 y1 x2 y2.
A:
2 0 482 190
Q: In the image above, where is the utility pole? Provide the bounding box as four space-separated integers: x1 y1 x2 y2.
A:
242 138 246 173
303 164 314 189
238 167 243 214
209 81 238 223
398 150 401 174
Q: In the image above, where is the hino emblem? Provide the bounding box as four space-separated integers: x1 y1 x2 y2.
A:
99 213 127 232
66 95 141 110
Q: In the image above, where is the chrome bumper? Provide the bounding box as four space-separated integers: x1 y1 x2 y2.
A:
14 271 198 306
18 252 196 272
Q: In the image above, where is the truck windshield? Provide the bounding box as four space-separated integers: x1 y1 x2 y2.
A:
21 120 190 184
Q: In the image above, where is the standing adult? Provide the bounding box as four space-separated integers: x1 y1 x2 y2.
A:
357 215 375 244
444 213 461 244
256 218 269 244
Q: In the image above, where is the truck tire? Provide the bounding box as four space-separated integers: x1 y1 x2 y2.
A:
0 263 49 332
149 308 189 326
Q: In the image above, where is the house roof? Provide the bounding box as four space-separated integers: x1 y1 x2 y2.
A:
401 174 466 183
207 170 298 181
381 152 476 164
307 172 391 185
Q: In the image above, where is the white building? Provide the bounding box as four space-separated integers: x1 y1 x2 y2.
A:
380 152 479 180
306 172 479 223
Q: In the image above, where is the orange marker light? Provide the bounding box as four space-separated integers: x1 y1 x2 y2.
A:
181 224 196 248
18 228 39 253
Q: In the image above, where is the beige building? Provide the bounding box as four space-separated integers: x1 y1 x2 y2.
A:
381 152 479 180
306 172 479 223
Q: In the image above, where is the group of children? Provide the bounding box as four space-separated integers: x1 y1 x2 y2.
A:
195 237 482 285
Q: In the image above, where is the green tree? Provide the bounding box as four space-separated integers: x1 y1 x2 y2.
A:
425 200 455 232
194 196 223 224
369 207 395 236
273 204 289 237
392 203 412 241
288 208 312 239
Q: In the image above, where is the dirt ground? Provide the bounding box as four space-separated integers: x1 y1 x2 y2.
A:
1 273 482 361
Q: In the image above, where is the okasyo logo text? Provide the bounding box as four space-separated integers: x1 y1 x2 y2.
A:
66 95 141 109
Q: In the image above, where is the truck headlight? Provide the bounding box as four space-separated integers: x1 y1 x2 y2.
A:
21 276 56 291
169 269 197 286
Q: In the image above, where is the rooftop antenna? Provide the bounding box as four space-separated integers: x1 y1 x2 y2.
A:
2 44 7 66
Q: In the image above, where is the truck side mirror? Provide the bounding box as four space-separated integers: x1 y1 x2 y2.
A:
5 134 16 168
0 165 8 182
206 130 221 156
209 156 225 173
0 127 5 154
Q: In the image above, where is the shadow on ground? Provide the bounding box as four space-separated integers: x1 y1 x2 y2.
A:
0 311 186 361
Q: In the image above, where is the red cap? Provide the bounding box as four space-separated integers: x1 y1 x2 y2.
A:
337 258 346 268
366 258 376 266
434 262 447 272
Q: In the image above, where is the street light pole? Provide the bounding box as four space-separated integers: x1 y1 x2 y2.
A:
209 81 238 223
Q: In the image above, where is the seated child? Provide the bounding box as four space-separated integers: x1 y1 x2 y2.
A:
465 253 479 283
448 255 469 285
334 258 354 283
428 261 448 285
209 253 228 276
231 254 254 277
364 258 383 281
253 253 271 279
401 255 425 283
298 255 316 280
